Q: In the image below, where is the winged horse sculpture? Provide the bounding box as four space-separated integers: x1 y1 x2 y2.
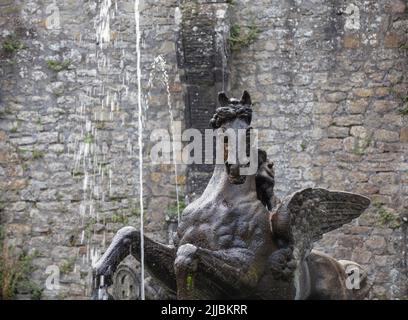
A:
92 91 370 299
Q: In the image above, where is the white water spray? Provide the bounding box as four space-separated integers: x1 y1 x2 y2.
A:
96 0 112 49
134 0 145 300
147 56 181 222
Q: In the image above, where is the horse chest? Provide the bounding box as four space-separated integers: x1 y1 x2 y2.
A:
177 198 256 250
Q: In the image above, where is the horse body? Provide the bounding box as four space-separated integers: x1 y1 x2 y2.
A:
173 165 283 299
93 91 369 300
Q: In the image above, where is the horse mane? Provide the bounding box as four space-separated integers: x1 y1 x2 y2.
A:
209 104 252 129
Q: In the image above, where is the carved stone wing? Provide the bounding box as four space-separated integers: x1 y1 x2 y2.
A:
271 188 371 261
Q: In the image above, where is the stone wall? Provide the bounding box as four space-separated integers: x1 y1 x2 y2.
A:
0 0 185 299
228 0 408 299
0 0 407 300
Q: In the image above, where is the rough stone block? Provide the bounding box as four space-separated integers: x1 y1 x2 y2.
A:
373 100 396 113
353 88 374 98
400 127 408 142
328 126 349 138
325 92 347 102
350 126 369 139
314 102 337 114
384 33 401 48
366 235 386 253
374 129 399 142
319 138 343 152
335 115 364 127
391 0 406 12
343 35 360 48
346 100 368 114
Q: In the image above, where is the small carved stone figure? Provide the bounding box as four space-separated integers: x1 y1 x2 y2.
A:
93 91 370 300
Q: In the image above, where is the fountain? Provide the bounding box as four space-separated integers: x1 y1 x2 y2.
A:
92 91 371 300
69 0 153 298
147 55 182 223
134 0 145 301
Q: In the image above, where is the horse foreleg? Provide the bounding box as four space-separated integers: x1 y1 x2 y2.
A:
93 226 177 297
174 244 258 299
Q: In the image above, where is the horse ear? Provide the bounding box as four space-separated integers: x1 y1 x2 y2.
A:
218 92 229 107
240 91 251 106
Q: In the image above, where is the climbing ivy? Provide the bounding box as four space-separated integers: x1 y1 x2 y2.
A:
229 23 260 52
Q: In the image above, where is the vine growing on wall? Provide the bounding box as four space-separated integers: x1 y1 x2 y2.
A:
228 23 260 52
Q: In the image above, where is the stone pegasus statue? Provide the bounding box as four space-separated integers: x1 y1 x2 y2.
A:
92 91 371 300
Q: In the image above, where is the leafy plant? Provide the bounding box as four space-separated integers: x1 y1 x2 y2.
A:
166 198 187 221
400 43 408 50
83 218 97 238
71 170 84 177
229 23 261 51
83 133 94 144
398 106 408 116
373 202 401 229
390 87 408 116
32 150 44 160
59 257 76 275
110 213 129 224
46 59 72 72
10 120 21 133
0 228 41 299
300 141 307 151
2 35 23 55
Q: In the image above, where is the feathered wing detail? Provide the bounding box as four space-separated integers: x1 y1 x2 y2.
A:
271 188 371 262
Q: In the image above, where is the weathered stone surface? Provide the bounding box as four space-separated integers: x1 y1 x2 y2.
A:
325 92 347 102
374 129 400 142
400 127 408 142
347 100 368 114
366 236 386 253
231 0 408 299
390 0 406 13
343 35 360 48
353 88 374 98
314 103 337 114
384 33 401 48
373 100 396 113
319 138 343 152
350 126 369 139
0 0 186 301
0 0 406 301
335 115 364 127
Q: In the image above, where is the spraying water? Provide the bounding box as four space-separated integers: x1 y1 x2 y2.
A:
96 0 112 49
134 0 145 300
71 0 128 296
147 56 181 222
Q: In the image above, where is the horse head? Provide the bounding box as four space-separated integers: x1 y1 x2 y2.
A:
209 91 256 185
